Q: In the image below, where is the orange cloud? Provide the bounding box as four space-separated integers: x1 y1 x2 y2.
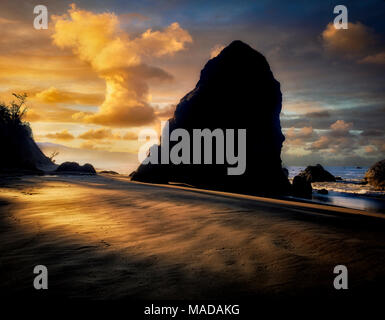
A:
330 120 353 132
311 136 330 149
78 127 138 142
322 22 377 57
322 22 385 65
365 145 376 153
153 104 176 119
35 87 103 105
52 4 192 127
24 109 42 122
286 126 313 139
78 128 121 140
80 141 99 150
210 44 225 58
122 131 138 140
45 129 75 140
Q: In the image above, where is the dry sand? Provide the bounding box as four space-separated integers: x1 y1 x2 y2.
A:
0 174 384 300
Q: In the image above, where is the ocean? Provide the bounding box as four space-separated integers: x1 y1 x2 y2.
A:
287 166 385 214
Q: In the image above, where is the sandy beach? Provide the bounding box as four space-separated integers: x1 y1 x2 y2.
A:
0 174 384 300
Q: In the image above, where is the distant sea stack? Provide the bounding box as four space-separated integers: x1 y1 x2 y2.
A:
131 40 291 196
297 164 336 183
56 162 96 175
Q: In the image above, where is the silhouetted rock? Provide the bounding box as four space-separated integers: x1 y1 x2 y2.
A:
335 176 342 181
317 188 328 195
99 170 119 175
131 40 290 196
56 162 96 174
298 164 335 183
0 106 54 173
292 175 312 198
364 159 385 190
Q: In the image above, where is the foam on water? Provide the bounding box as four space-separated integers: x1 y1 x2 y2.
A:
287 166 385 214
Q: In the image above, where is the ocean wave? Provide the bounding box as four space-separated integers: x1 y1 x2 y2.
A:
312 181 385 197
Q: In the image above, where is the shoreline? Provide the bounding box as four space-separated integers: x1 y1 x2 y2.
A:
116 175 385 219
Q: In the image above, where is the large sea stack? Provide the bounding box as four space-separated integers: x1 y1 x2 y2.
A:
131 40 290 196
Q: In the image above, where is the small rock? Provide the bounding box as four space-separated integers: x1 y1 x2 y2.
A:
56 162 96 174
292 175 312 199
364 159 385 190
317 188 328 195
298 164 335 183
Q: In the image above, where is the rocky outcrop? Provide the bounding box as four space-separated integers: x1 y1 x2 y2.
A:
292 175 312 198
0 113 54 173
365 159 385 190
298 164 335 183
56 162 96 175
130 40 290 196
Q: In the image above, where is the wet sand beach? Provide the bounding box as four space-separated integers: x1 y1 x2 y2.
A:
0 174 384 300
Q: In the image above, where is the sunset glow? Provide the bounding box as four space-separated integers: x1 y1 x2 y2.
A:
0 1 384 172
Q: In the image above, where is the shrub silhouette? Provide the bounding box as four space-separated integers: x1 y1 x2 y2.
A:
0 93 31 138
0 93 37 170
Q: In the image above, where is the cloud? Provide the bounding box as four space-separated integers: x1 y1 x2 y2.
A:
360 52 385 65
78 128 121 140
330 119 352 132
361 129 385 137
35 87 103 105
80 141 99 150
365 145 377 153
153 104 176 119
322 22 377 57
283 100 325 115
322 22 385 66
25 109 42 122
285 126 313 139
78 127 138 141
306 111 330 118
45 129 75 140
283 118 385 165
51 4 192 127
309 120 353 151
310 136 330 150
282 103 385 132
210 44 225 58
129 22 193 57
122 131 138 140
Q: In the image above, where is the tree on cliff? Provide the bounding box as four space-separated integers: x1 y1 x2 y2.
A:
0 93 53 172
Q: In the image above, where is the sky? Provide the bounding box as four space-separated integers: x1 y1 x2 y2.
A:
0 0 384 172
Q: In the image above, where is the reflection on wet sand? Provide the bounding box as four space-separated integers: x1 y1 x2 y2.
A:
0 174 385 299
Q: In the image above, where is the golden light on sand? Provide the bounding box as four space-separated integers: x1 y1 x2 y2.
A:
1 175 384 298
